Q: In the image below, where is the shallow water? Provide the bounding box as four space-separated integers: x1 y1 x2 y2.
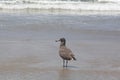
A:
0 13 120 80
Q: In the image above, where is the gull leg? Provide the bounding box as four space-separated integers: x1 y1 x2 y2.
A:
63 60 65 67
66 60 68 67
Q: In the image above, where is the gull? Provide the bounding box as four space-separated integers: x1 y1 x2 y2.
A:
56 38 76 67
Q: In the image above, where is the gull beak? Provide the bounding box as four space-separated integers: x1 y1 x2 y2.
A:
55 39 60 42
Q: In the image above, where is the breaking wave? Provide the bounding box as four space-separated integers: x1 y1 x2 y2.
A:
0 0 120 11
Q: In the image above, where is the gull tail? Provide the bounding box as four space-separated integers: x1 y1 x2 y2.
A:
72 56 76 60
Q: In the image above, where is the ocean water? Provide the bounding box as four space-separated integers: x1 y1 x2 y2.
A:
0 13 120 80
0 2 120 79
0 0 120 12
0 1 120 80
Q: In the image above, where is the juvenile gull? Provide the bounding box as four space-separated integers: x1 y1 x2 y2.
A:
56 38 76 67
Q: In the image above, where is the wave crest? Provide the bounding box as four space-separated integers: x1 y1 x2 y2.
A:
0 0 120 11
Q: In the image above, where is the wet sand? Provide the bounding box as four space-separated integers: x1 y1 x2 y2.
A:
0 12 120 80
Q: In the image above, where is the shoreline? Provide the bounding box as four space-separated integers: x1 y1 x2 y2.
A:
0 9 120 15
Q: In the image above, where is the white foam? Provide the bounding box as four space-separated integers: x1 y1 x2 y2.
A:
0 0 120 11
98 0 120 3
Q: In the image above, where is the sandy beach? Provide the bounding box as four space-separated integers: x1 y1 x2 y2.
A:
0 12 120 80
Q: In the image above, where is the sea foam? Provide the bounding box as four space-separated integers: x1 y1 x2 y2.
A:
0 0 120 11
